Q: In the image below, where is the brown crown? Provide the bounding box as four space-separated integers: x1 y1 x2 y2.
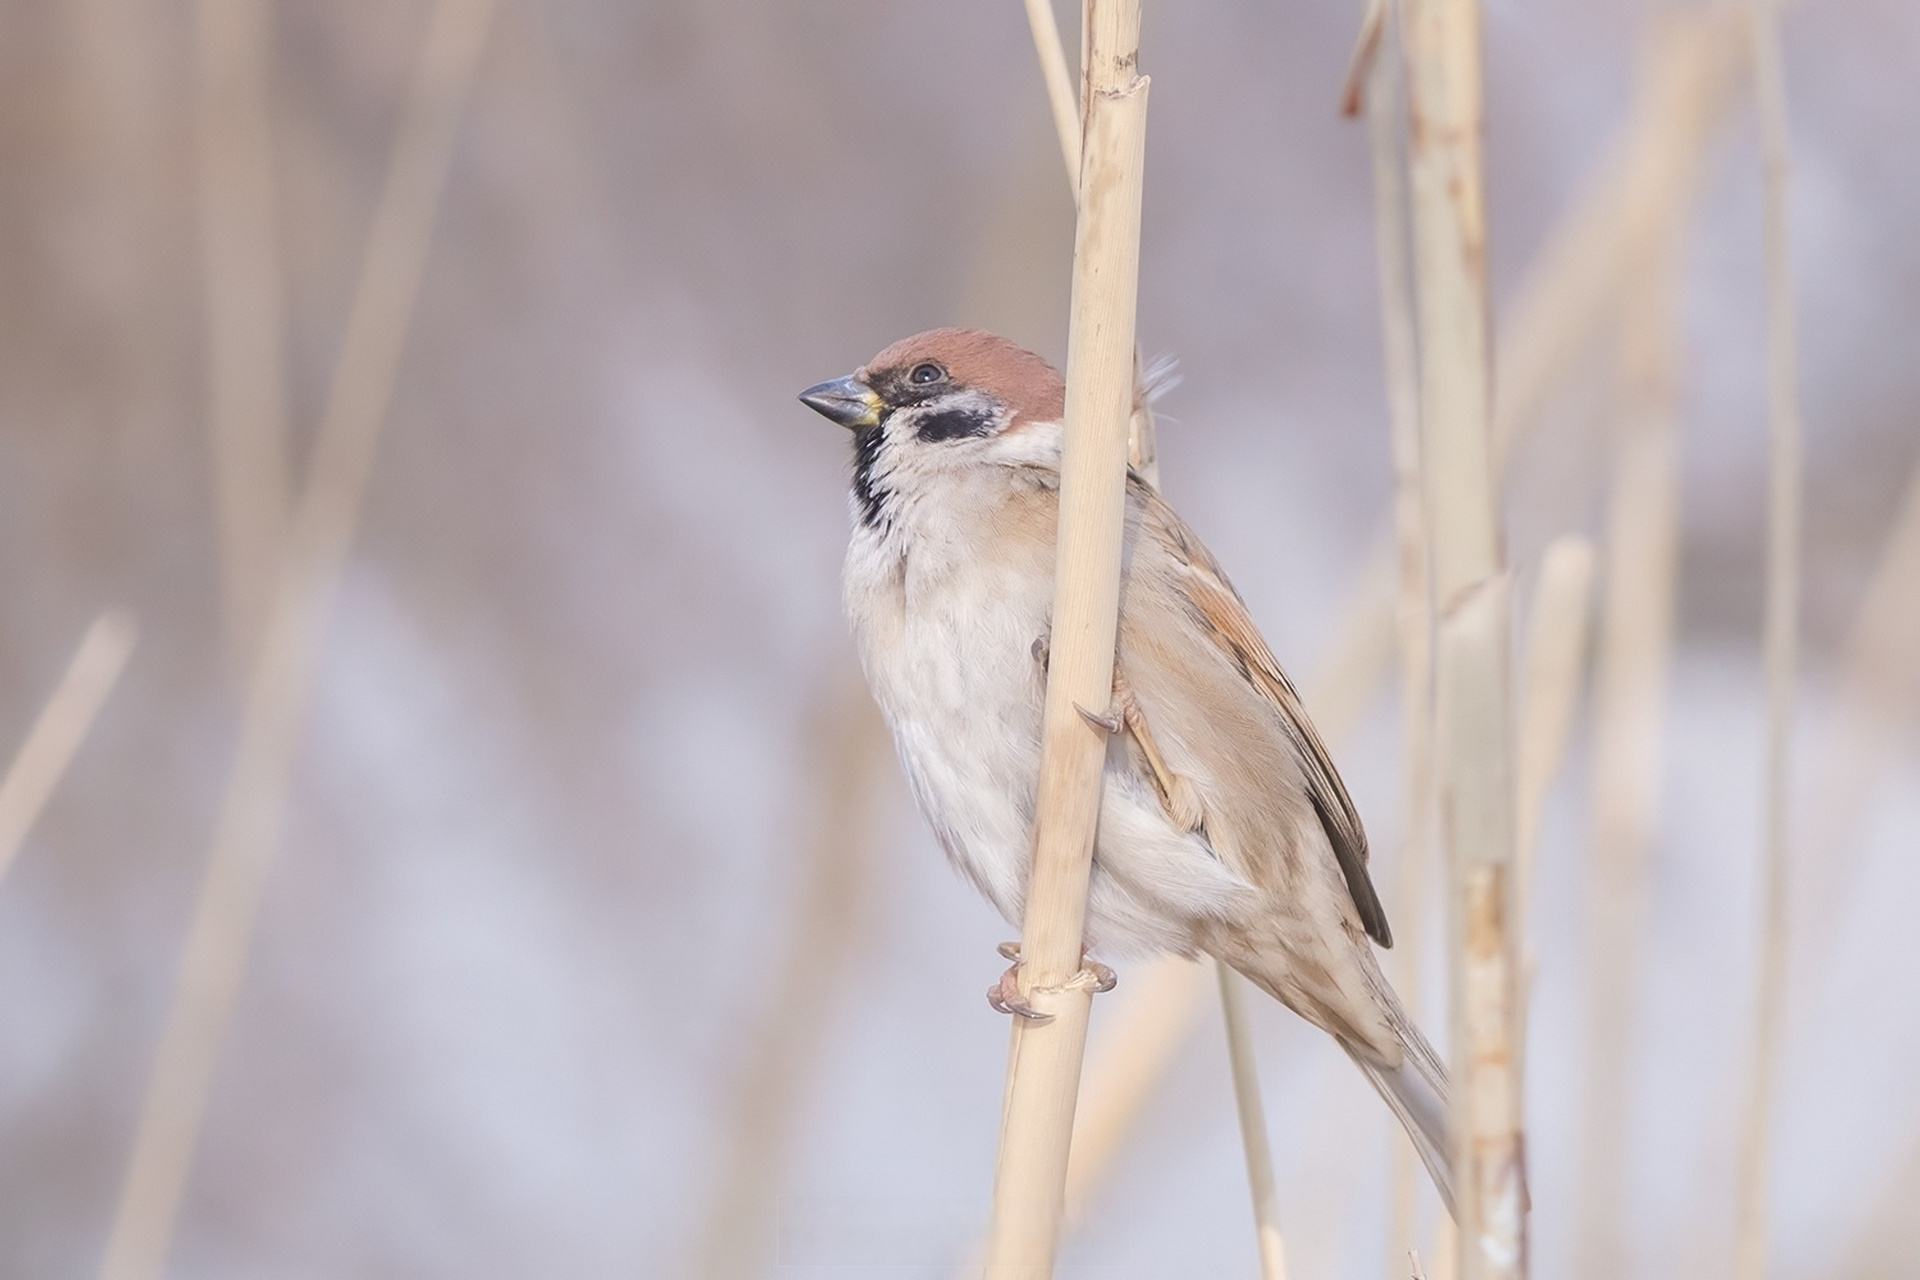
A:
864 328 1066 428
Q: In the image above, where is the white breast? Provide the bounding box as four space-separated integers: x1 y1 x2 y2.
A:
843 502 1051 928
841 472 1236 956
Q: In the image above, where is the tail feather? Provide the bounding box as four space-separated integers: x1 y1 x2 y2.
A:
1343 1031 1457 1221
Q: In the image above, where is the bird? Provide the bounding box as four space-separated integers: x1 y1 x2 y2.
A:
800 326 1455 1216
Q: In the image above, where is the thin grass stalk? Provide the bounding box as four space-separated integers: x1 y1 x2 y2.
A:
1000 1 1744 1245
1020 2 1161 490
1801 458 1920 960
981 2 1146 1273
0 612 138 888
1836 1127 1920 1279
693 682 891 1280
1513 537 1598 917
97 6 496 1277
1402 0 1527 1275
1509 533 1599 1089
1732 0 1803 1273
1218 962 1289 1279
1359 1 1440 1268
1022 0 1081 188
193 0 290 665
1573 237 1681 1280
1491 7 1740 471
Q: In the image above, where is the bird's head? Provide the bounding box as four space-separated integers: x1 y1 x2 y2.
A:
799 327 1065 528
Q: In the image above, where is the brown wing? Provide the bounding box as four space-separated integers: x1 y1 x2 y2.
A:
1135 480 1392 947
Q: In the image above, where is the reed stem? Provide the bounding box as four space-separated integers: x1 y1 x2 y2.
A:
1732 0 1803 1272
982 2 1147 1274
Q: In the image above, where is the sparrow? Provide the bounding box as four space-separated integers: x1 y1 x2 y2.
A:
800 327 1455 1215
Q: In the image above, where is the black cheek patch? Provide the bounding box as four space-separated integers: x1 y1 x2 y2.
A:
915 407 997 443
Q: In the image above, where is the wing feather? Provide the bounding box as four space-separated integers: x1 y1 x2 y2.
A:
1133 480 1392 947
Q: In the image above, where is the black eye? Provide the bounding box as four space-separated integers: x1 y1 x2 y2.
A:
909 362 946 385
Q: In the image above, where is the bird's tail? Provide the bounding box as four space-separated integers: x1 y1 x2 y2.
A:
1342 1022 1457 1221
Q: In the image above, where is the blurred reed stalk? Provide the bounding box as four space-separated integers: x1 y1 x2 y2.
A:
1508 535 1599 1100
692 680 892 1280
1489 6 1740 472
1402 1 1528 1277
1021 0 1080 186
1837 1111 1920 1279
1573 230 1681 1280
1807 461 1920 1280
1218 960 1290 1279
1023 6 1743 1244
0 612 138 888
982 0 1147 1273
97 4 496 1277
193 0 291 666
1352 0 1441 1268
1800 455 1920 959
1733 0 1804 1273
1513 538 1599 927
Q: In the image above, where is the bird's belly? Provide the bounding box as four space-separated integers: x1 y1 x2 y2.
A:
848 545 1217 956
857 565 1049 925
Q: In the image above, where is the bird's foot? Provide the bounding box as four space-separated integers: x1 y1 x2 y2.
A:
987 943 1117 1022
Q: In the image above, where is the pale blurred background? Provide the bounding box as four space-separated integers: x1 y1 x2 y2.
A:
1 1 1916 1277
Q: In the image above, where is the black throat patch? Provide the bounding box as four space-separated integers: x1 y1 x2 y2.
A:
850 425 887 528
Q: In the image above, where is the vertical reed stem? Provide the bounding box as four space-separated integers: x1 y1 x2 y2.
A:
1218 961 1290 1280
1402 0 1526 1273
1361 0 1441 1266
982 3 1146 1274
193 0 290 665
1733 0 1802 1273
1574 238 1681 1280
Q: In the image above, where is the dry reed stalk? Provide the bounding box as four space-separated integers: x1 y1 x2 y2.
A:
1732 0 1803 1273
1360 1 1439 1267
97 6 496 1277
1218 962 1290 1279
0 612 138 888
693 683 892 1280
1020 6 1281 1265
1507 533 1598 1099
1514 537 1598 916
1403 0 1526 1275
981 2 1147 1273
1430 579 1522 1279
1060 957 1212 1213
1836 1129 1920 1279
1021 0 1081 189
193 0 290 665
1019 3 1162 491
1572 237 1681 1280
1491 6 1740 472
1801 459 1920 957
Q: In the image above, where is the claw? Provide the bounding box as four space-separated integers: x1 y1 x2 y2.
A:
988 963 1052 1021
1076 702 1123 735
1031 635 1050 669
986 945 1115 1019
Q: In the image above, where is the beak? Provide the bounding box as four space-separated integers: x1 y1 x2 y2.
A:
798 374 883 430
